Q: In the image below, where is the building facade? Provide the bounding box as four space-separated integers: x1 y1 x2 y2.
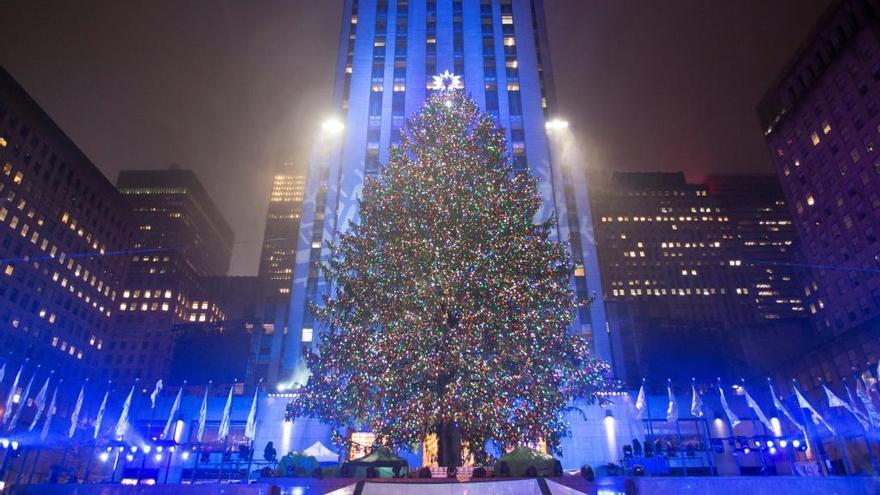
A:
286 0 609 382
0 67 135 382
107 168 233 384
258 165 306 300
757 0 880 384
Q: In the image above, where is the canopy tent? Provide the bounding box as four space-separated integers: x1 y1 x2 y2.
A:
303 441 340 464
342 447 409 478
494 446 561 477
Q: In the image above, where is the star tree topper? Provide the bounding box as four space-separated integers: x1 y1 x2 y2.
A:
431 70 463 92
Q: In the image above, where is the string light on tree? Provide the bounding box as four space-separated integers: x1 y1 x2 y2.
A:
285 90 616 466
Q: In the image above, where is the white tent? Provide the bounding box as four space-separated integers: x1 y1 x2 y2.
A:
303 441 340 463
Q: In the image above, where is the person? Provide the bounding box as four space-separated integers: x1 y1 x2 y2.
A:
264 441 277 462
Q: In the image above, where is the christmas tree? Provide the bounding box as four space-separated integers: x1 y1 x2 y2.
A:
286 89 615 466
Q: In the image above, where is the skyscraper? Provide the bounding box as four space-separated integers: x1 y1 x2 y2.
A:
0 67 135 381
757 0 880 383
285 0 608 380
108 168 233 384
258 164 306 299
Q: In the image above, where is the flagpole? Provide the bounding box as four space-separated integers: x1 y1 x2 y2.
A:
792 379 828 476
817 377 852 476
642 378 654 444
741 379 768 474
693 378 716 476
716 378 743 476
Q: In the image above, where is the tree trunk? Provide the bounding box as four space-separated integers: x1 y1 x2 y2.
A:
436 421 462 467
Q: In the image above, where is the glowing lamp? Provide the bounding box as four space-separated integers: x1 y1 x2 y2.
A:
321 118 345 133
99 452 110 462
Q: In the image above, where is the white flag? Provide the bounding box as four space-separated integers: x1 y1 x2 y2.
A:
9 371 36 431
744 386 774 432
856 379 880 428
794 385 835 435
844 382 871 431
150 380 163 409
196 386 208 443
825 384 869 431
114 385 136 440
94 391 109 440
162 385 184 440
690 383 704 418
40 386 58 441
1 365 23 426
0 362 6 385
666 384 678 423
717 383 741 428
217 384 234 440
28 374 51 431
770 383 803 432
634 384 647 420
244 384 260 441
69 385 85 439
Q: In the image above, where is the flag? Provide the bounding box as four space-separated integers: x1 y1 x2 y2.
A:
0 362 6 384
69 385 85 439
244 384 260 441
28 374 51 431
217 384 234 440
825 384 869 431
743 386 774 432
718 383 741 428
634 384 647 420
1 365 23 426
770 383 803 432
845 381 871 431
94 390 109 440
114 385 136 440
162 385 184 440
794 385 835 435
9 370 36 431
857 379 880 429
690 383 704 418
150 380 163 409
196 386 208 443
666 383 678 423
40 386 58 441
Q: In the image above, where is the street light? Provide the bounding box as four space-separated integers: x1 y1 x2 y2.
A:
321 118 345 134
545 119 569 131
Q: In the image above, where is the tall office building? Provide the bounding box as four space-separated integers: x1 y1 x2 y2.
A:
705 174 807 321
592 172 756 325
108 168 233 384
0 67 135 382
258 164 306 299
757 0 880 385
286 0 608 379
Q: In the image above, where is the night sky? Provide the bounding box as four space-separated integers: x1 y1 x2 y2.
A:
0 0 829 275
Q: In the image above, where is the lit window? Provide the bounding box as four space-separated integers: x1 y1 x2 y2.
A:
3 265 12 276
302 327 314 342
806 195 815 206
822 121 831 134
811 132 820 146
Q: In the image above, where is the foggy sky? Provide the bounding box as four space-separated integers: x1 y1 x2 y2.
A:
0 0 829 275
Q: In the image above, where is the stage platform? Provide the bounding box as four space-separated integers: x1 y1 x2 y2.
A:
9 476 880 495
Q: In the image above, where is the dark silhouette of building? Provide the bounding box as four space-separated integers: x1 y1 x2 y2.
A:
757 0 880 387
0 67 135 381
258 164 305 300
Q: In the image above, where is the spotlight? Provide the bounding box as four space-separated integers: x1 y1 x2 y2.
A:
792 439 801 449
769 447 778 455
754 440 762 448
545 119 569 131
181 451 190 461
99 452 110 462
743 447 751 455
0 439 8 449
779 439 788 448
169 446 176 453
10 441 19 451
142 445 152 454
321 118 345 133
126 454 135 462
154 453 162 462
766 440 774 448
157 446 163 453
130 446 138 453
